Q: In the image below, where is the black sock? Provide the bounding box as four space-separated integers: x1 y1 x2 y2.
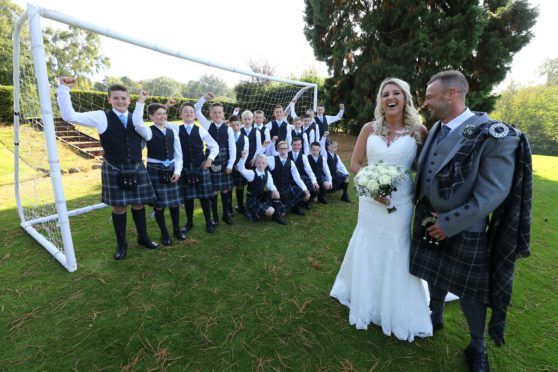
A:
342 182 349 197
211 195 219 221
154 208 169 237
112 212 127 246
169 206 180 231
428 283 447 325
200 198 212 226
236 188 244 209
460 299 487 352
184 199 194 227
221 192 230 217
131 207 149 239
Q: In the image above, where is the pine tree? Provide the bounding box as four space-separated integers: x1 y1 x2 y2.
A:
303 0 538 131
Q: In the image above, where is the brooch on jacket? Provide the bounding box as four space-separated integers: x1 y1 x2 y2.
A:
488 122 510 138
460 124 478 143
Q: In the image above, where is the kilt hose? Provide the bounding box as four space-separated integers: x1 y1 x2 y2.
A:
146 162 182 208
181 164 213 200
101 161 155 206
410 198 490 304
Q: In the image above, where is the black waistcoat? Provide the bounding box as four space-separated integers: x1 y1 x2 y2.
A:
269 121 287 142
147 126 174 161
255 126 266 145
288 151 305 178
308 155 324 183
271 156 291 190
241 127 258 161
234 133 245 166
327 152 338 173
208 123 230 162
100 111 142 164
247 170 268 197
179 125 205 167
291 129 306 149
315 116 328 137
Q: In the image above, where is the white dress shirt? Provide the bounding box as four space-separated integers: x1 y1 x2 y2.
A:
194 96 236 169
443 108 475 132
237 158 277 192
181 122 220 161
265 118 292 147
309 154 332 182
289 150 317 184
242 127 264 157
266 156 308 191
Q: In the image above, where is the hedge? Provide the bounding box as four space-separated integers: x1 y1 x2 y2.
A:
0 86 14 123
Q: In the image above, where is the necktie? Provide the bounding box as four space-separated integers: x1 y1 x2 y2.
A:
281 158 286 166
186 125 192 135
119 114 127 128
293 152 297 161
437 125 451 143
235 132 239 142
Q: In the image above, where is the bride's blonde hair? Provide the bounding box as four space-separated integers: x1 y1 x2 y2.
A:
373 78 422 144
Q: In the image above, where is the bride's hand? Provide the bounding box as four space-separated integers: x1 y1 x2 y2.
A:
374 196 390 206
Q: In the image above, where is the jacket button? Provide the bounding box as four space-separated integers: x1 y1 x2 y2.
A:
445 216 450 221
454 212 460 217
464 205 469 210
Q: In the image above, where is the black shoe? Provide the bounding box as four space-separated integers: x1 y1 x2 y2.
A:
341 195 351 203
272 213 287 225
291 207 305 216
303 202 311 210
464 345 490 372
183 223 193 233
222 215 234 225
114 243 127 260
432 320 444 332
212 219 219 227
206 223 216 233
174 228 187 241
160 233 172 246
318 196 328 204
235 206 246 214
137 237 159 249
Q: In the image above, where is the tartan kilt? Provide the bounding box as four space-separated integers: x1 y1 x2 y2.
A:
277 184 306 212
329 172 348 192
245 193 273 222
210 148 233 191
410 198 490 304
146 162 182 208
300 174 314 191
181 164 213 200
101 161 156 206
232 169 246 188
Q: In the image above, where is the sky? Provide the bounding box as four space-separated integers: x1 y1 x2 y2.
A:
12 0 558 89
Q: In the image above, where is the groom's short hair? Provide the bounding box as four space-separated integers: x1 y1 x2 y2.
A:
428 70 469 97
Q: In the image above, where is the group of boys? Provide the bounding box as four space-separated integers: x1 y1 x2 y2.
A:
56 77 350 260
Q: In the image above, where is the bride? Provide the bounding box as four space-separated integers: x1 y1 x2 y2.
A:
330 78 432 341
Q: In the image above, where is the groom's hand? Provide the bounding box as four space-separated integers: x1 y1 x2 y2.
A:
427 223 447 241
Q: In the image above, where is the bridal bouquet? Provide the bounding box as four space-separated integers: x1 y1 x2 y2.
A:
354 161 408 213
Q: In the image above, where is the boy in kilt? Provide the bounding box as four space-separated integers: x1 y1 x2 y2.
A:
266 105 292 150
321 138 351 203
229 116 249 215
266 141 311 216
286 137 319 209
57 77 158 260
237 153 287 225
308 141 333 204
194 93 236 226
176 102 219 234
132 92 186 245
290 117 310 155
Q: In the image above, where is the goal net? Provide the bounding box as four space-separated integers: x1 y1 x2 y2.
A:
12 4 317 272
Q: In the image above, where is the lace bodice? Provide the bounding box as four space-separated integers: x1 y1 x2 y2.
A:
366 134 417 171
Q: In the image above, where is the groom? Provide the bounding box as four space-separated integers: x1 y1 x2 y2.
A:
410 70 523 372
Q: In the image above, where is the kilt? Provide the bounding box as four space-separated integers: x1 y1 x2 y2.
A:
277 184 306 212
232 169 246 188
146 162 182 208
300 174 314 191
101 161 156 206
210 148 233 191
245 193 273 222
410 198 490 304
329 172 348 192
181 164 213 200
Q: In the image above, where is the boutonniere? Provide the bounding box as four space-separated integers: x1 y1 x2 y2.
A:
460 124 477 143
488 122 510 138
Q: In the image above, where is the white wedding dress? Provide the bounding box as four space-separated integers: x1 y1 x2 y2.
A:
330 133 433 341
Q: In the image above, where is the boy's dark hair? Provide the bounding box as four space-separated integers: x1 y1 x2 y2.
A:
179 102 195 112
291 137 302 144
107 84 128 96
273 104 283 110
311 141 321 148
147 103 166 116
228 115 240 122
209 102 224 110
301 113 311 119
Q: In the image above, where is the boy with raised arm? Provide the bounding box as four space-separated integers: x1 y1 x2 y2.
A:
266 104 291 149
194 92 236 226
229 116 249 215
57 77 158 260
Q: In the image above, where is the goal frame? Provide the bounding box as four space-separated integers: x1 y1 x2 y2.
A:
12 3 318 272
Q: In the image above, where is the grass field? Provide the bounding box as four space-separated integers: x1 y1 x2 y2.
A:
0 134 556 371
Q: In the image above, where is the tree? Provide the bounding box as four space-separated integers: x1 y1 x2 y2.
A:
247 59 276 85
182 74 230 98
0 0 32 86
303 0 538 131
141 76 182 97
539 57 558 86
43 26 110 88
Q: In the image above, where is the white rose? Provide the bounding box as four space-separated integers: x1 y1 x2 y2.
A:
379 175 391 185
367 179 379 192
357 175 368 186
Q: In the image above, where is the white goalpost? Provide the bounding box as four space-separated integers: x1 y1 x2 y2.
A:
12 3 318 272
